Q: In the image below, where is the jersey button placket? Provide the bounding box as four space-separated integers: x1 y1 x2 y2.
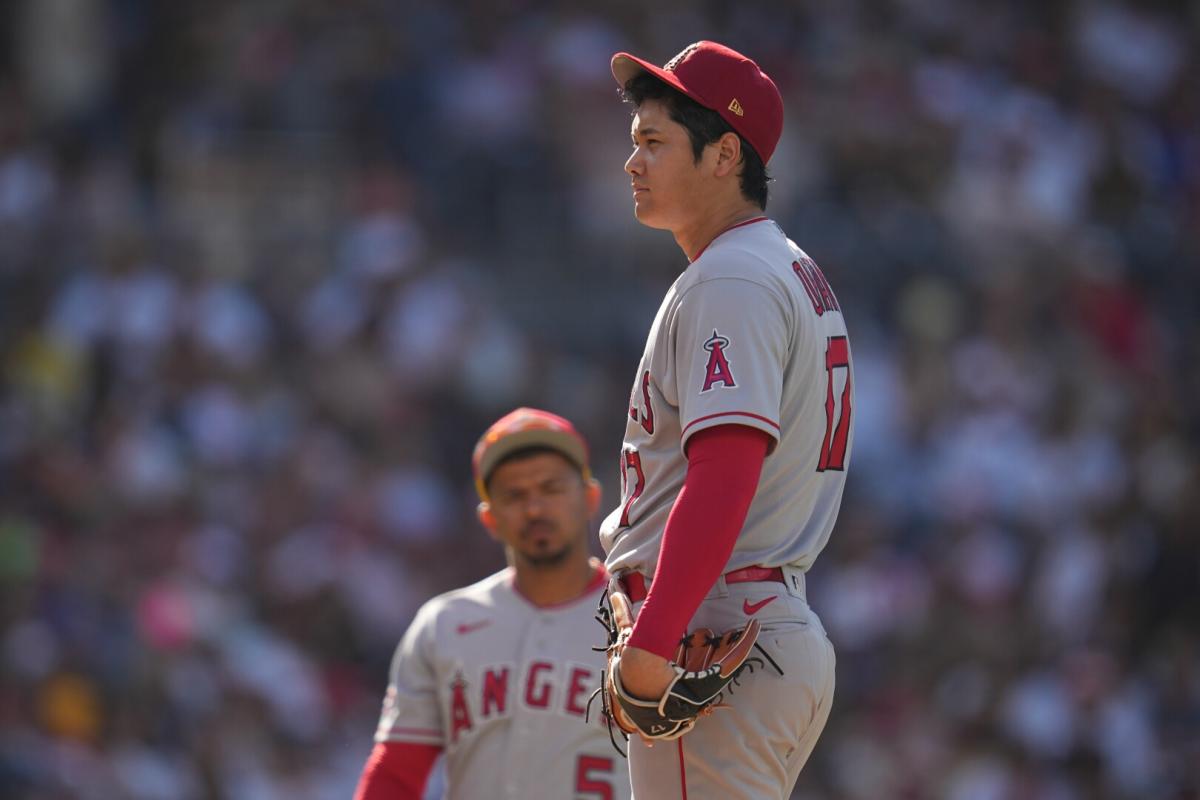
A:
507 723 531 799
512 615 536 800
533 610 551 650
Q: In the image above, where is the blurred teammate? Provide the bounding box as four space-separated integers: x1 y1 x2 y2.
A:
600 41 853 798
355 408 630 799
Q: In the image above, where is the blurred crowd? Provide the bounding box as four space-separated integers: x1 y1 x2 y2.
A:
1 1 1197 798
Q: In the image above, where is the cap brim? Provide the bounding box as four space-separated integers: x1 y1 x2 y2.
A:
611 52 704 108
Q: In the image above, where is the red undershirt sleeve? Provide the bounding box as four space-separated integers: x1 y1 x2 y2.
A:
626 423 771 658
354 741 442 800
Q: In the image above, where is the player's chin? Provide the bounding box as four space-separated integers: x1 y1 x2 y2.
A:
632 203 670 230
523 544 571 568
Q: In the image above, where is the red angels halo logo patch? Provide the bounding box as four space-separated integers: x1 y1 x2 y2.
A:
701 330 736 391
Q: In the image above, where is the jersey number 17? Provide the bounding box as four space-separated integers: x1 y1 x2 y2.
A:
817 335 851 471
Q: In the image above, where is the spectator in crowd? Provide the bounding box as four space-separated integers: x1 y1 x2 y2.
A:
0 2 1196 798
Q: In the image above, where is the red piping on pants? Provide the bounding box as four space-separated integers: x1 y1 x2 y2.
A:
678 738 688 799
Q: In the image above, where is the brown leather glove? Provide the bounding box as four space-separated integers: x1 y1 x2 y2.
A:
594 583 762 747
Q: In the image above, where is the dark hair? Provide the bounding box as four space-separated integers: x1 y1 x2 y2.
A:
484 445 583 493
622 72 769 210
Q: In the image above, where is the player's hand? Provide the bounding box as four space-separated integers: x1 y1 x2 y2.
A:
596 585 764 749
615 646 676 700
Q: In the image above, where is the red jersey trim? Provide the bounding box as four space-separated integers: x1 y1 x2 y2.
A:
510 561 608 610
689 216 769 261
381 727 442 739
681 411 781 437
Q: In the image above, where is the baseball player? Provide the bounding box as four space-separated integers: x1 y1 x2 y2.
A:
354 408 631 800
598 42 852 799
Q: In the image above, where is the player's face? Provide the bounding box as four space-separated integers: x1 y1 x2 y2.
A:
484 453 592 568
625 99 710 231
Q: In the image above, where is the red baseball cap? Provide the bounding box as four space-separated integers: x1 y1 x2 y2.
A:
611 40 784 164
472 408 591 500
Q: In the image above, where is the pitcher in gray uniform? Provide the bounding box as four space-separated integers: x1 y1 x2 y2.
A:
355 408 630 800
599 42 852 799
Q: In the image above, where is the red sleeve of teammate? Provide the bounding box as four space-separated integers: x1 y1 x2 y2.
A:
354 741 441 800
626 424 770 658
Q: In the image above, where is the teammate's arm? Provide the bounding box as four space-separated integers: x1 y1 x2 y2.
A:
621 424 769 690
362 601 445 794
354 741 442 800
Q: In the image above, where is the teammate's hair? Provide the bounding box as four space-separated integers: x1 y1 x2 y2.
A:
484 445 585 492
621 73 770 210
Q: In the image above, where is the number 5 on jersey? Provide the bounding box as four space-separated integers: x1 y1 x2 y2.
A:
817 335 851 472
575 755 615 799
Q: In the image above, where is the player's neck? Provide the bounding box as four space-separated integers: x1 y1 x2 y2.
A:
511 556 601 608
675 199 766 262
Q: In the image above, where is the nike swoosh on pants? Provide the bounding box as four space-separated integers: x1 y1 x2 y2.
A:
742 596 777 615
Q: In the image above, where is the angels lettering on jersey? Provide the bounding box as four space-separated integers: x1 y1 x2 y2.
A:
438 659 606 746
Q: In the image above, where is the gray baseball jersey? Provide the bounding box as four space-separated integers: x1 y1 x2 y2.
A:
600 217 853 576
373 562 630 800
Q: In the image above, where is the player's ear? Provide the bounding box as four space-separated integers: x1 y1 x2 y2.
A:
713 132 742 177
477 502 499 538
585 479 602 516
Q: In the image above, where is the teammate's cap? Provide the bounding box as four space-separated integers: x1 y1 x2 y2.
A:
611 40 784 164
472 407 591 500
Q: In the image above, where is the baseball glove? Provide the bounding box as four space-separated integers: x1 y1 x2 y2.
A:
590 582 763 751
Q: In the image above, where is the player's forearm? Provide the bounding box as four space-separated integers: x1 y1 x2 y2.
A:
354 741 441 800
627 424 770 658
